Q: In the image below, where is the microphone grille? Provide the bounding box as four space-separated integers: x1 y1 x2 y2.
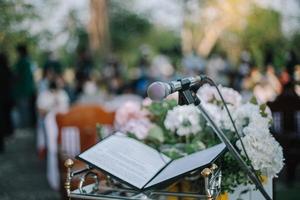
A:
147 82 169 101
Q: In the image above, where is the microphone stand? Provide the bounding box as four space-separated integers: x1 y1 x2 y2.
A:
177 79 272 200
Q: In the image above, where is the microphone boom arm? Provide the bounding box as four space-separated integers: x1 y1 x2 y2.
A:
178 78 200 105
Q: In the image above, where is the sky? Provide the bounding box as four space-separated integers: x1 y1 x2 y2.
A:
27 0 300 50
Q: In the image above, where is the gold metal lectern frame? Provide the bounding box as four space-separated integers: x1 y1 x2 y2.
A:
64 159 222 200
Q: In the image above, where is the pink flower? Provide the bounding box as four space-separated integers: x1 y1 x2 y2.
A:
166 91 179 101
120 118 153 140
115 101 148 127
142 97 152 107
114 101 153 139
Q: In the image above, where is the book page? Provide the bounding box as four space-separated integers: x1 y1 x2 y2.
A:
78 134 171 189
145 143 226 189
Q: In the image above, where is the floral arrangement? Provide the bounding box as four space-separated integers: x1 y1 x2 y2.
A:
113 84 284 193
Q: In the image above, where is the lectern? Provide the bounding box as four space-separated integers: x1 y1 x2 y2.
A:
64 158 222 200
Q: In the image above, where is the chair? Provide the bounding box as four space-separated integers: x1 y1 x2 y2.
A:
56 104 115 199
268 84 300 185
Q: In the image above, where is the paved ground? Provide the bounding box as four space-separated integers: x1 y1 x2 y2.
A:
0 129 60 200
0 129 299 200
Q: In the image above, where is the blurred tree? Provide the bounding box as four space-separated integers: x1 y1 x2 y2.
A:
108 1 180 68
182 0 252 58
289 32 300 65
88 0 110 58
183 0 292 68
0 0 38 61
235 5 285 68
109 1 151 51
57 9 89 68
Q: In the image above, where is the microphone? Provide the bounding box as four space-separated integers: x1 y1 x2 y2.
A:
147 76 206 101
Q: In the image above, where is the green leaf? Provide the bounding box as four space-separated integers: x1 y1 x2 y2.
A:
148 125 165 143
259 103 268 117
250 96 258 105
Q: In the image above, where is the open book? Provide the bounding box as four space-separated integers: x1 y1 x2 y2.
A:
77 133 226 191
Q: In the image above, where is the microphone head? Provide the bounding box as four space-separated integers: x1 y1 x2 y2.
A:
147 82 170 101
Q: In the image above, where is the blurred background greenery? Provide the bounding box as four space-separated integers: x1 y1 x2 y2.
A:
1 0 299 71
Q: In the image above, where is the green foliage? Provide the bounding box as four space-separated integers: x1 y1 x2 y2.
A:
249 96 258 105
144 29 182 67
259 103 268 118
58 9 89 68
147 125 165 144
249 96 269 118
0 0 37 32
0 0 38 62
108 2 181 67
145 99 177 128
109 7 151 51
217 5 288 68
241 6 285 67
220 152 252 193
108 1 151 66
144 99 219 160
289 32 300 64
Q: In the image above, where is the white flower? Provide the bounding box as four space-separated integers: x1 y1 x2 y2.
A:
233 103 270 135
197 84 216 103
236 131 284 178
218 85 242 107
164 105 202 136
197 84 242 107
201 102 237 132
201 102 223 127
219 105 237 132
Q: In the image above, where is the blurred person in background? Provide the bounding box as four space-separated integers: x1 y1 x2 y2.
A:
181 51 206 76
74 48 93 99
43 51 63 77
103 57 125 95
253 64 282 103
242 66 262 90
266 64 282 95
13 44 36 128
240 66 262 100
37 68 56 93
77 79 101 104
206 52 230 86
235 50 252 91
36 78 69 158
131 52 152 97
279 68 291 86
37 78 69 118
149 49 174 81
35 67 55 158
279 51 298 86
0 52 14 153
253 77 278 103
295 65 300 96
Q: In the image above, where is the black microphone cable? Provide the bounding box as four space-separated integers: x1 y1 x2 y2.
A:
202 76 261 183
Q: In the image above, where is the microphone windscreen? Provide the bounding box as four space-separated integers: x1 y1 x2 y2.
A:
147 82 168 101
